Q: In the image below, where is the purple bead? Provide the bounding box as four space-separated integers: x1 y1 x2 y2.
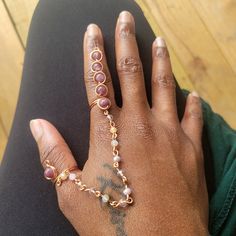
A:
98 98 111 110
92 62 103 72
94 72 106 83
91 50 102 61
95 84 108 96
44 167 55 180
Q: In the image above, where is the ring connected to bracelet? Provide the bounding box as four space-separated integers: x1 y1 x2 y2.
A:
44 160 78 186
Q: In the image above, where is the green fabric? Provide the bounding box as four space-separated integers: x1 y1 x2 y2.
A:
183 90 236 236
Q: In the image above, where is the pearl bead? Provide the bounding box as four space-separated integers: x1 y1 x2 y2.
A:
69 173 76 181
107 115 113 120
113 155 121 162
111 139 118 147
89 187 96 194
123 187 132 195
60 172 68 180
120 202 127 208
102 194 110 203
117 170 123 176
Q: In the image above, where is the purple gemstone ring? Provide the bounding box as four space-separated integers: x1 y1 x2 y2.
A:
89 98 111 110
44 160 78 186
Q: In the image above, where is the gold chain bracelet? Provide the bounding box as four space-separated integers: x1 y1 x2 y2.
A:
69 109 133 208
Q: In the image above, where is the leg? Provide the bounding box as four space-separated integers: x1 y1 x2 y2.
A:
0 0 211 235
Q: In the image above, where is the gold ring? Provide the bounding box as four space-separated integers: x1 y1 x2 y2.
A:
89 99 100 110
44 160 78 186
89 97 111 110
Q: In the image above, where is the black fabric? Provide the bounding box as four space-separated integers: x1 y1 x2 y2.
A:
0 0 211 235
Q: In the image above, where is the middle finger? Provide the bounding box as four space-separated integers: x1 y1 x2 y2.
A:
115 11 149 111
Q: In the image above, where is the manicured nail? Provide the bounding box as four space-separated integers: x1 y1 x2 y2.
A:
191 91 199 97
87 24 99 36
119 11 133 22
155 37 166 47
30 119 43 141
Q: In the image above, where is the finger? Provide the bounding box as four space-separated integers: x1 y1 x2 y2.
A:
151 37 178 124
115 11 148 110
181 91 203 152
84 24 117 117
29 119 81 180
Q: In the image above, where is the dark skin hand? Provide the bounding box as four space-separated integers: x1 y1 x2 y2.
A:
30 11 209 236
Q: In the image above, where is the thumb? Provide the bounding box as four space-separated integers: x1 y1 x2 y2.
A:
29 119 81 183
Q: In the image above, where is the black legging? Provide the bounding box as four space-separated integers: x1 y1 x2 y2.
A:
0 0 212 235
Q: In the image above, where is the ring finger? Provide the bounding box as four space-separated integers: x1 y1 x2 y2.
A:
115 11 148 111
151 37 178 125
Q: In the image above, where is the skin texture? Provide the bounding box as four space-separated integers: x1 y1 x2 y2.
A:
30 11 209 236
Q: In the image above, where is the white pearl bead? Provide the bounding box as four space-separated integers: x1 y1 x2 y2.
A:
111 140 118 147
120 202 127 208
102 194 110 203
113 155 121 162
123 187 132 195
69 173 76 181
89 187 96 194
107 115 113 120
117 170 123 176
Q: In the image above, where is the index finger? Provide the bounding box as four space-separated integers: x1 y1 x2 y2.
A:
83 24 117 118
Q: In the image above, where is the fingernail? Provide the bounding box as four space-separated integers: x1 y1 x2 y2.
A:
119 11 133 22
87 24 99 36
155 37 166 47
191 91 199 98
30 119 43 141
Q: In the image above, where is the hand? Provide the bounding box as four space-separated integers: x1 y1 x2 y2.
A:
30 11 208 236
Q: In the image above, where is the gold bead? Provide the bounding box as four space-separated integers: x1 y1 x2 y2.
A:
113 162 119 168
60 172 68 180
110 127 117 133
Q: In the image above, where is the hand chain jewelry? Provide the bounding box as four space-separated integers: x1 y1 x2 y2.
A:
44 47 133 208
69 107 133 208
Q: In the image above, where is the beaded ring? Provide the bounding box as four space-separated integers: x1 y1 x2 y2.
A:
44 47 133 208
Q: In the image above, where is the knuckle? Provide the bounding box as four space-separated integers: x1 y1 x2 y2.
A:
118 22 135 39
87 35 101 52
189 108 203 120
165 125 181 141
131 115 156 141
153 72 176 88
161 129 182 151
153 46 170 60
117 56 142 76
41 143 70 170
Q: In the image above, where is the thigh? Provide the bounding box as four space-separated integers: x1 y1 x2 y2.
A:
0 0 158 235
0 0 206 235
